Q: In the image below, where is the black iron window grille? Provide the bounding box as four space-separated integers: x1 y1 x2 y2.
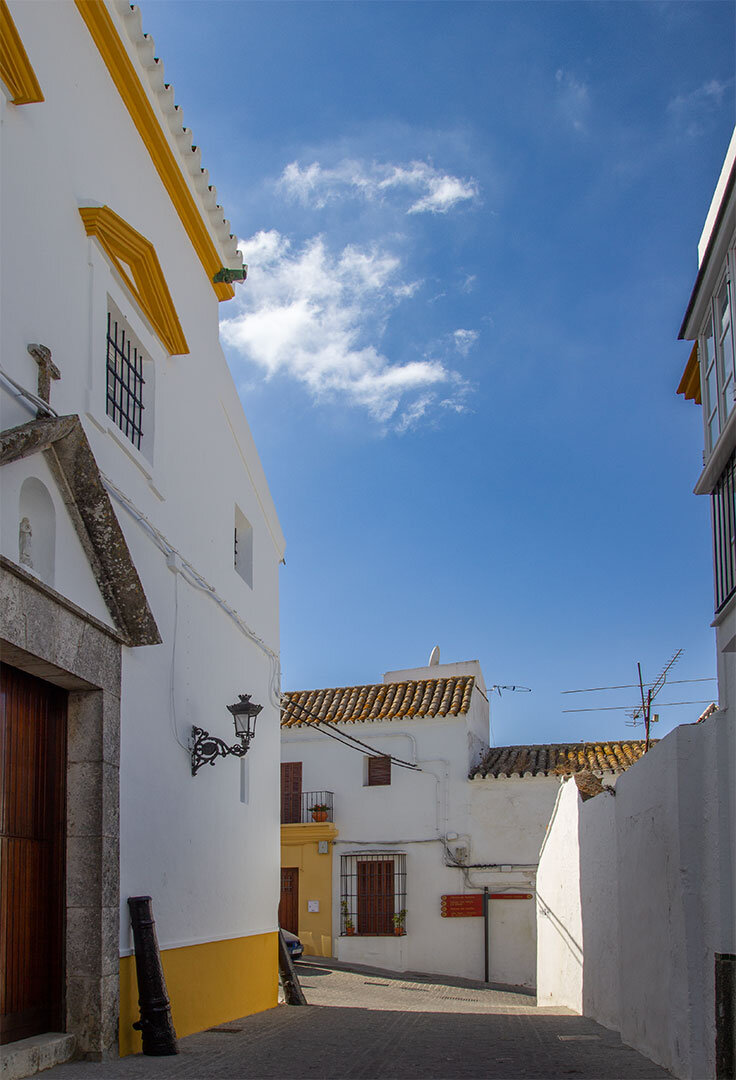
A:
713 446 736 612
340 853 406 936
281 790 334 824
106 309 145 450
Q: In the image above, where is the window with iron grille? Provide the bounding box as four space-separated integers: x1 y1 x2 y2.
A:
366 755 391 786
713 447 736 612
340 853 406 936
106 303 147 451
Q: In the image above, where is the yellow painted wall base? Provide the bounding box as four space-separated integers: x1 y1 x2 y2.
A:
281 822 337 958
119 931 278 1056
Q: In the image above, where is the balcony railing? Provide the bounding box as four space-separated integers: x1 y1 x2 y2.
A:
281 790 334 824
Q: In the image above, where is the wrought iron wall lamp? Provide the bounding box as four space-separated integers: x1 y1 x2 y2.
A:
191 694 263 776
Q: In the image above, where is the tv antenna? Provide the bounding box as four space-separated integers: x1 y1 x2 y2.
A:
624 650 683 750
560 650 717 750
489 684 531 697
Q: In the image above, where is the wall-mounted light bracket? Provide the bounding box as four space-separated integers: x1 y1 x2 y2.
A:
191 693 262 776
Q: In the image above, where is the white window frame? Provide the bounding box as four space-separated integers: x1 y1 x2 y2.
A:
700 247 736 456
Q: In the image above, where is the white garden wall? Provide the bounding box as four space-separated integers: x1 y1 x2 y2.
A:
537 712 735 1080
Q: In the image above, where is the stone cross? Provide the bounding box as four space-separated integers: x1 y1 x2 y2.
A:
27 343 60 408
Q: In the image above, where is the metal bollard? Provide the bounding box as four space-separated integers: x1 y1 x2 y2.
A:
128 896 179 1055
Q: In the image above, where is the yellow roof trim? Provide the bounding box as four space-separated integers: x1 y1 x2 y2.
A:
0 0 44 104
74 0 234 302
80 205 189 356
677 341 701 404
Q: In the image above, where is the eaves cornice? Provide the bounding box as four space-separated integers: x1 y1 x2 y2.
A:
0 0 43 104
74 0 242 302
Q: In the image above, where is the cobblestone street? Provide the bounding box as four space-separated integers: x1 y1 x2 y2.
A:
45 959 672 1079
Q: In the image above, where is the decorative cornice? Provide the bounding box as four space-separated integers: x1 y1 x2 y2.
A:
74 0 235 302
280 822 339 844
79 205 188 356
0 415 161 646
0 0 44 104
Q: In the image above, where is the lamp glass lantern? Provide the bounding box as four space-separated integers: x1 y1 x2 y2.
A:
227 694 263 744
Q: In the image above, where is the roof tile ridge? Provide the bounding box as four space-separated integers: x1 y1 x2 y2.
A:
118 2 242 267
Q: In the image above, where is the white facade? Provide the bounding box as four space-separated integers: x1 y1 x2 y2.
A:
1 0 284 1056
282 657 561 987
537 712 735 1080
679 124 736 721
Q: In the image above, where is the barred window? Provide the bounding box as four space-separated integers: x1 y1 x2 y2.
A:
340 853 406 936
106 304 147 451
713 447 736 612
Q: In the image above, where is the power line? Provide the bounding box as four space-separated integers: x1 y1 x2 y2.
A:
281 696 420 771
562 700 714 714
561 677 715 695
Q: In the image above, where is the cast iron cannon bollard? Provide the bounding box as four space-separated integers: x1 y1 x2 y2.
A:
128 896 178 1055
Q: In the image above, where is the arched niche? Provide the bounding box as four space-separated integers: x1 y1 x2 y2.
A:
19 476 56 587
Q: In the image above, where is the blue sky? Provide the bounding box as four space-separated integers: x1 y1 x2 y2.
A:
141 0 734 746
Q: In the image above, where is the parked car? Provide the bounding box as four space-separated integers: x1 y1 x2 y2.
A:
281 929 303 961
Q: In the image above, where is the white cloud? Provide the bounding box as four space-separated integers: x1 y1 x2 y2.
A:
278 158 479 215
221 230 468 427
555 69 591 133
453 329 479 356
667 79 730 137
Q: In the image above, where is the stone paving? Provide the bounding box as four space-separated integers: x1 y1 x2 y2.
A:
45 958 672 1079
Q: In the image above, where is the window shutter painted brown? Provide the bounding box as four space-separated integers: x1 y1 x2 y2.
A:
368 755 391 786
280 762 302 823
357 859 394 934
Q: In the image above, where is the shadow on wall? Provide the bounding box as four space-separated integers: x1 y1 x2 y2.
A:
573 716 736 1080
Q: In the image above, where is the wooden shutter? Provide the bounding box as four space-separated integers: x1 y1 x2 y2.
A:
278 867 299 936
368 755 391 786
280 762 302 823
1 664 67 1044
357 859 394 934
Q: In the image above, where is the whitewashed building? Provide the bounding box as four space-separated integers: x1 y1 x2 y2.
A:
0 0 284 1068
677 125 736 719
280 651 645 988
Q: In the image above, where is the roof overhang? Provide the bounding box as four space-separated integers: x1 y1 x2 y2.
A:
0 415 161 646
679 153 736 341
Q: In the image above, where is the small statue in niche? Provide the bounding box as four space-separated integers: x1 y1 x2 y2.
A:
19 516 33 568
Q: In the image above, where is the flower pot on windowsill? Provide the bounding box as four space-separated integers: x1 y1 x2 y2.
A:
393 927 405 936
345 926 356 936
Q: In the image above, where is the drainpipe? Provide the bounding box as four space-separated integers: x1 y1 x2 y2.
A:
483 886 489 983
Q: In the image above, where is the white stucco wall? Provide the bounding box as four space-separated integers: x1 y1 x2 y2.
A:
1 0 285 957
535 779 584 1012
536 714 735 1080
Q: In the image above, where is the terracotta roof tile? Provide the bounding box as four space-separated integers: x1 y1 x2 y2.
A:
471 740 650 779
281 676 476 728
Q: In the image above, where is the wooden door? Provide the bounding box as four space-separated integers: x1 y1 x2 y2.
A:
280 762 302 824
279 867 299 935
0 663 67 1044
357 859 394 935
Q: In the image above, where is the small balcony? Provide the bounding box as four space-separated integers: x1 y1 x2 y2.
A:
281 790 334 824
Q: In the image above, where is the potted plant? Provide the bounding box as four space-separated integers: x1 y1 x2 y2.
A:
310 803 329 822
341 899 355 935
392 909 407 936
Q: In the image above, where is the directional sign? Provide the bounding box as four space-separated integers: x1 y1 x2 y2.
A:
440 893 534 917
440 894 483 917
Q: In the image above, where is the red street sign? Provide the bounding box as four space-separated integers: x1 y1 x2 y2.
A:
487 893 533 900
440 893 534 917
440 894 483 917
